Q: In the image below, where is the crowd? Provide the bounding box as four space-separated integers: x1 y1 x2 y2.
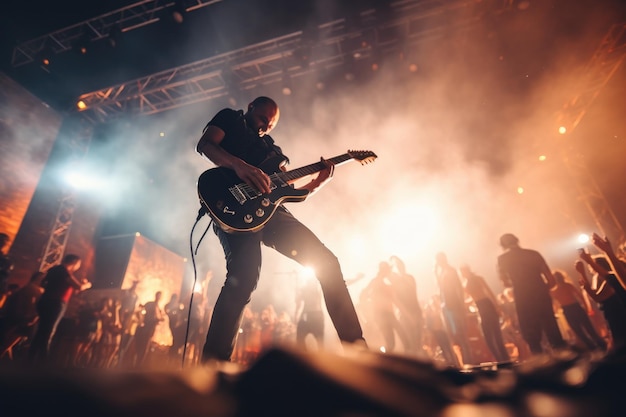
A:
355 232 626 368
1 231 625 369
0 256 210 369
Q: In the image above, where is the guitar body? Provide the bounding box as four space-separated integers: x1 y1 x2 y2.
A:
198 157 308 233
197 150 377 233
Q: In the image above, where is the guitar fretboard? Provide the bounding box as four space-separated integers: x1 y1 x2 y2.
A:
277 153 354 182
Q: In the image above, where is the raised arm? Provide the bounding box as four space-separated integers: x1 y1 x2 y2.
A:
578 248 611 277
575 260 600 301
591 233 626 290
292 157 335 198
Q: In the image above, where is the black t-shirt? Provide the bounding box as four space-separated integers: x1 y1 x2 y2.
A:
206 108 288 169
40 265 81 301
497 248 550 300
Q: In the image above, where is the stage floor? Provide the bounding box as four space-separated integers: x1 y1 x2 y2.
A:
1 345 624 417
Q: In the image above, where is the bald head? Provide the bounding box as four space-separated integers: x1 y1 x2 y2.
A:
246 96 279 136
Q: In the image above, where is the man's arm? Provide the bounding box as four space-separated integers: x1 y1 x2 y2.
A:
290 158 334 198
578 249 611 277
540 258 557 289
196 125 272 194
67 272 91 291
591 233 626 290
497 259 512 288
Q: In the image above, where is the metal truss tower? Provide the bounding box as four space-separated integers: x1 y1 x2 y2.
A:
72 0 509 123
11 0 222 67
38 117 94 272
556 23 626 247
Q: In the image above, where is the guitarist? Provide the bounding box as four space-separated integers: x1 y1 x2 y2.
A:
196 96 366 363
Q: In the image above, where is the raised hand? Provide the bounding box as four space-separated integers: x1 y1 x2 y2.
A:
591 233 613 253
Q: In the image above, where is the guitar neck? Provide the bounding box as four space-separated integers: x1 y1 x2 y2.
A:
276 153 355 182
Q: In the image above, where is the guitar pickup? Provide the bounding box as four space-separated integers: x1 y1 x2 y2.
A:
228 185 247 205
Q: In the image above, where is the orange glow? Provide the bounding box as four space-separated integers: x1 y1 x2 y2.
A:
76 100 87 110
538 155 546 161
517 187 524 194
558 126 567 134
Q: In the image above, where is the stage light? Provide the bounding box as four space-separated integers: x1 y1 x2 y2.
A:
172 0 186 24
63 170 107 191
75 32 91 55
577 233 590 245
558 126 567 134
76 100 87 111
517 187 524 194
538 155 546 161
281 73 292 96
398 49 419 73
301 266 316 279
39 44 55 67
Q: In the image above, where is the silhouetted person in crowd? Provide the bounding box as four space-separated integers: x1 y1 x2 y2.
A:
133 290 164 366
360 261 410 354
497 288 532 361
435 252 474 365
577 253 626 351
423 295 460 367
294 276 324 351
459 264 510 363
0 271 45 358
93 296 122 367
497 233 566 355
389 255 425 357
120 280 139 328
587 234 626 305
27 254 91 365
165 293 187 361
118 280 139 364
550 269 606 352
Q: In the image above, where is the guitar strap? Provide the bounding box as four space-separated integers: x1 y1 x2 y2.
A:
262 135 289 166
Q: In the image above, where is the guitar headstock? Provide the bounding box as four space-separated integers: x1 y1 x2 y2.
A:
347 150 377 165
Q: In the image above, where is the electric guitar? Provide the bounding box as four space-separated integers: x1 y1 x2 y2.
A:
197 150 377 233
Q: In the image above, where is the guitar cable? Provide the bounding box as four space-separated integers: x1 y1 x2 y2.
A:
180 206 212 368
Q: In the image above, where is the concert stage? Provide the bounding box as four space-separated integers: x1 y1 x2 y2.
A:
1 346 624 417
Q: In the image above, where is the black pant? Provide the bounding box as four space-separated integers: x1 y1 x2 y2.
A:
475 298 509 362
561 303 606 350
202 207 364 361
516 291 566 354
28 297 67 363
